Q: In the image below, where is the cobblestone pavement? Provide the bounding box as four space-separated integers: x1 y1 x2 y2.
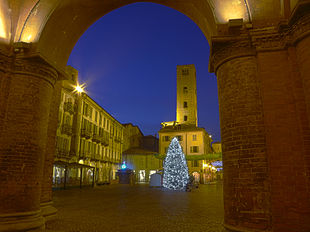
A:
46 182 225 232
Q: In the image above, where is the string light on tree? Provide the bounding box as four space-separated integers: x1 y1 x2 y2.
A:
163 137 189 190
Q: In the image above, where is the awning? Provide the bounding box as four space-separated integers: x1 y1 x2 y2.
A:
54 161 95 169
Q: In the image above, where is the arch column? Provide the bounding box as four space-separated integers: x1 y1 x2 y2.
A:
211 3 310 229
211 38 271 232
0 49 58 231
40 80 62 221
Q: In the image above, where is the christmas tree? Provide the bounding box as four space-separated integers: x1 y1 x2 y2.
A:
163 137 189 190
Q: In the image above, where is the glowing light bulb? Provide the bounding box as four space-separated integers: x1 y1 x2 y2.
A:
0 17 6 39
76 85 83 92
27 34 32 42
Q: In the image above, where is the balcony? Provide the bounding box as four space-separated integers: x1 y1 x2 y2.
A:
81 129 92 139
80 151 91 159
56 148 70 158
92 134 101 143
114 136 122 143
100 132 109 146
90 153 96 160
64 102 74 114
100 136 109 146
95 153 101 161
62 124 72 136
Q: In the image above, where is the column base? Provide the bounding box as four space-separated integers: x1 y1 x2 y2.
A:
40 201 57 222
224 223 272 232
0 210 45 232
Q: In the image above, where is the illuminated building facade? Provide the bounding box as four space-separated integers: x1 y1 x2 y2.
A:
212 142 222 154
53 66 123 188
159 64 214 183
159 125 213 183
122 124 161 182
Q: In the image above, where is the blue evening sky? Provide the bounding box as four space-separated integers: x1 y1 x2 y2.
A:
67 2 221 142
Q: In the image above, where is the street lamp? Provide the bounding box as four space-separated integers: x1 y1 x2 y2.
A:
74 83 86 94
75 85 84 93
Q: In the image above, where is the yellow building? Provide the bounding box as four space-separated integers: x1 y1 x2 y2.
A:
159 125 213 183
159 64 214 183
53 66 123 188
122 124 161 182
212 142 222 154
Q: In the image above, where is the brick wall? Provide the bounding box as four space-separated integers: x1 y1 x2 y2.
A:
40 81 62 204
217 56 271 231
0 58 55 214
257 48 310 232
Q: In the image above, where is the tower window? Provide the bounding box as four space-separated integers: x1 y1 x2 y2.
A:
193 134 197 141
184 116 188 121
182 69 189 75
183 101 188 108
183 87 188 94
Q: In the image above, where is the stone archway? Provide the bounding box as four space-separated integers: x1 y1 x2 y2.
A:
0 1 310 232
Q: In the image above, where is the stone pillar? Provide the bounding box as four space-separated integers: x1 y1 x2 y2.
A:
252 4 310 231
211 38 271 231
294 12 310 130
40 81 62 221
211 4 310 229
0 51 57 231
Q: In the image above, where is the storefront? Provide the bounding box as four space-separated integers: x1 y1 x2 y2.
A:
53 161 95 189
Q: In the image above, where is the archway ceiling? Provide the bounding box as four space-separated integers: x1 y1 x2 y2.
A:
2 0 299 72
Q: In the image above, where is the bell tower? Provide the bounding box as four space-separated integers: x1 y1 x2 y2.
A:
176 64 197 126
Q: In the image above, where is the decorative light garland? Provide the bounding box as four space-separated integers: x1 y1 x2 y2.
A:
163 137 189 190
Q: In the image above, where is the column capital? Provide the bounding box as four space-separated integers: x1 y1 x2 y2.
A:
13 57 58 87
0 49 12 73
209 36 256 73
210 1 310 74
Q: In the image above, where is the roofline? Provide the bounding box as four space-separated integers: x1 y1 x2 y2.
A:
81 92 123 127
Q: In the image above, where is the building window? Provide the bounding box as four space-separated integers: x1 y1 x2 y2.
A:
182 69 189 75
176 135 182 141
193 134 197 141
164 147 169 154
65 115 71 125
89 107 93 119
162 136 170 142
192 160 199 167
183 101 188 108
184 115 188 121
183 87 188 94
83 103 88 116
190 146 199 153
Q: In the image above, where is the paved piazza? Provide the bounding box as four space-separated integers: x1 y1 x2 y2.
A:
46 182 224 232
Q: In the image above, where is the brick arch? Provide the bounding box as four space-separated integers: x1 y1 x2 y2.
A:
17 0 217 72
1 1 310 232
